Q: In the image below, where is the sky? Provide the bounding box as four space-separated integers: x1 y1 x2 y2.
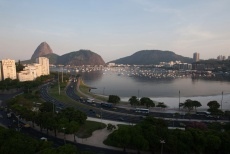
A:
0 0 230 62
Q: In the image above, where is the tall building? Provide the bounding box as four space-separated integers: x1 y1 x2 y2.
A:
36 57 49 75
17 57 50 82
0 62 2 81
193 52 200 62
217 55 226 60
1 59 17 80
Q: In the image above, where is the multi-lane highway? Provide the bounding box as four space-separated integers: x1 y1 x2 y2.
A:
40 82 142 123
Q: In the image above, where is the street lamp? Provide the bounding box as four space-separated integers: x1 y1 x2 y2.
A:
160 140 165 154
62 66 63 83
179 90 180 110
62 127 66 144
221 91 223 110
138 89 140 99
58 71 60 95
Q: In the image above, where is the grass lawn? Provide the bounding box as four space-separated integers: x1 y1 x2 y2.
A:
48 82 76 103
76 120 106 138
78 80 108 102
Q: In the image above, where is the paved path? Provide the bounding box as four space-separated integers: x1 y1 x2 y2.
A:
22 117 146 154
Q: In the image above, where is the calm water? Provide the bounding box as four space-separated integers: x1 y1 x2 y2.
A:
80 69 230 110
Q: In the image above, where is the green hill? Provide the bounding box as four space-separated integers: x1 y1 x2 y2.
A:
109 50 193 65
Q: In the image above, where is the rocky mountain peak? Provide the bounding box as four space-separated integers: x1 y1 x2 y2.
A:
31 42 53 59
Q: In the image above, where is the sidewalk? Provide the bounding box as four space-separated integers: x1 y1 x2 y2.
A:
23 117 146 154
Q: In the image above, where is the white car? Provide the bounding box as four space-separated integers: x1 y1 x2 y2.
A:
40 137 47 141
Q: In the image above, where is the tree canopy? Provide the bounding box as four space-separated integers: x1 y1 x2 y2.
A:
108 95 120 105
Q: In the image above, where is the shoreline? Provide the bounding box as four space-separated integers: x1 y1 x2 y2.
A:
79 78 229 110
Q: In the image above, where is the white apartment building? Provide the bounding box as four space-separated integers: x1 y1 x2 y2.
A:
17 64 39 82
36 57 49 75
1 59 17 80
17 57 50 82
0 62 2 81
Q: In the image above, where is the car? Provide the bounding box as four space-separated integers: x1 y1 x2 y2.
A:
118 117 124 121
40 137 47 141
24 124 30 128
89 109 95 114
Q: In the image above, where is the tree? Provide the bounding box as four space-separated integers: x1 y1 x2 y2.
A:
207 101 223 115
156 102 167 109
192 100 202 111
60 107 86 124
207 101 220 110
67 121 80 142
39 102 54 113
108 95 120 105
140 97 155 108
205 135 221 153
16 60 25 72
183 99 194 112
129 96 139 107
56 144 78 154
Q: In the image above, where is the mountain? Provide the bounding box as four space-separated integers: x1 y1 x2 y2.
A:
43 53 59 64
56 50 105 66
109 50 193 65
31 42 53 59
22 42 105 66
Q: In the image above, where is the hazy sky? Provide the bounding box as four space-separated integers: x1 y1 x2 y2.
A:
1 0 230 62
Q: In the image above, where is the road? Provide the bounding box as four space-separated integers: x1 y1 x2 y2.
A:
0 106 127 154
39 81 229 128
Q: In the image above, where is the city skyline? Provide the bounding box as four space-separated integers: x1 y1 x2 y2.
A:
1 0 230 62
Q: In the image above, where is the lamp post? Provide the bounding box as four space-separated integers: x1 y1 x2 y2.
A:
138 89 140 99
62 127 66 144
160 140 165 154
62 66 63 83
179 90 180 110
58 71 60 95
221 91 223 110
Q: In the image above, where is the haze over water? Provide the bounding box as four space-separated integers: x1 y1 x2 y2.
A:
80 69 230 110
